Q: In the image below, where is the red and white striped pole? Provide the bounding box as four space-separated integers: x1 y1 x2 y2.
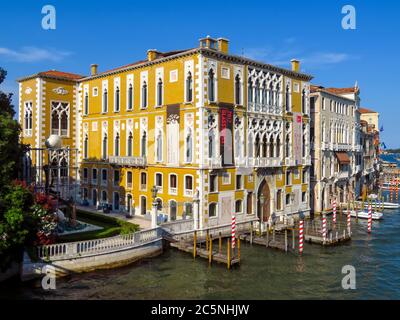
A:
231 213 236 248
299 219 304 255
367 203 372 234
332 199 337 224
322 214 327 243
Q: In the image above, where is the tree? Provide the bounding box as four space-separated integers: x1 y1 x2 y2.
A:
0 67 24 195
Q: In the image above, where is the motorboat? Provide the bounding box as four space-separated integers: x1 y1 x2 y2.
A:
350 210 383 220
355 201 400 210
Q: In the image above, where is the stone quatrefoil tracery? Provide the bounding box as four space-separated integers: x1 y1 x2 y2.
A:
247 68 283 115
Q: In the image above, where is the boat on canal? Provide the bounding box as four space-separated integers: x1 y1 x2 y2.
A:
355 201 400 210
350 210 384 220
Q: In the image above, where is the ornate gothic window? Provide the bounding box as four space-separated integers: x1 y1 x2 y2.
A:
114 133 120 156
84 92 89 115
156 130 163 162
102 134 108 159
84 134 88 159
269 135 274 157
51 101 69 136
208 130 216 158
248 78 253 110
276 135 281 157
185 129 193 163
254 79 260 110
248 132 254 157
285 84 290 112
255 134 261 157
141 131 147 157
285 134 290 158
24 102 33 136
302 89 306 114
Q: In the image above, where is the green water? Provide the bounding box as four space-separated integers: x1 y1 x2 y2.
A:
2 207 400 300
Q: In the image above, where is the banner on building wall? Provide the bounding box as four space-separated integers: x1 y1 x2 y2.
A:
219 105 234 166
167 104 180 165
293 112 303 165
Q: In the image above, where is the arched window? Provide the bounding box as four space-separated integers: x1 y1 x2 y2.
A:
262 81 268 110
262 135 268 157
51 102 69 136
114 133 120 156
302 135 306 157
157 78 163 106
60 110 68 136
101 190 108 203
301 89 306 114
127 171 132 188
285 84 290 112
141 81 147 108
235 199 243 213
254 79 260 110
186 72 193 102
208 69 215 102
102 134 108 159
127 132 133 157
235 74 241 105
269 135 274 157
128 83 133 110
51 110 58 135
115 86 120 112
103 88 108 112
255 134 261 157
269 82 274 106
248 132 254 158
276 135 281 157
248 78 253 110
285 134 290 158
141 131 147 157
84 134 88 159
140 172 147 189
208 130 216 158
209 203 217 217
140 196 147 215
84 92 89 115
169 200 177 221
156 130 162 162
185 129 193 163
101 169 107 184
235 131 242 158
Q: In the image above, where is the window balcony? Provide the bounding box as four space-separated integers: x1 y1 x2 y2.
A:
207 156 222 169
169 187 177 195
127 183 132 189
285 158 296 167
101 179 107 187
335 171 349 180
140 184 147 191
184 189 193 197
109 156 147 167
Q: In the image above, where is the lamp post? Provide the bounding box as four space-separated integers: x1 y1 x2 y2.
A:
151 185 158 228
259 194 265 234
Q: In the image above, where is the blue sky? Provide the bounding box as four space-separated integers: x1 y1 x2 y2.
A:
1 0 399 147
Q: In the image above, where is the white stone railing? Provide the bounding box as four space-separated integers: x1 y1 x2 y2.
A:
37 228 161 261
207 156 222 169
161 219 194 235
109 156 147 167
236 157 282 168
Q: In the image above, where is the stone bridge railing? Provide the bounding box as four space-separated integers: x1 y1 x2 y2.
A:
37 227 162 261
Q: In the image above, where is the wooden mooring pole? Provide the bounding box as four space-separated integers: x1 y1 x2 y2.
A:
206 230 209 251
219 232 222 254
208 235 213 265
227 238 231 270
193 230 197 259
285 229 288 252
250 222 253 245
238 237 241 263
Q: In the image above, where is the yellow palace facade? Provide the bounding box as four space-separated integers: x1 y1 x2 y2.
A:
18 36 313 230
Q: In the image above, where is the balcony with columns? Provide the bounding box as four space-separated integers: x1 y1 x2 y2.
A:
109 156 147 167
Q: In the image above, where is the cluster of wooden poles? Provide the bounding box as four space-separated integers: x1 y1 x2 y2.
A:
388 177 399 202
192 230 241 270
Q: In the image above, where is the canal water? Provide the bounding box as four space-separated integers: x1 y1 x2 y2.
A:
1 197 400 300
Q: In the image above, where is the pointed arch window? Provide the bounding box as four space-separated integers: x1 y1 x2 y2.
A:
269 82 274 106
114 133 120 156
185 129 193 163
254 79 260 110
103 88 108 112
127 132 133 157
157 78 163 106
51 102 69 136
141 131 147 157
127 83 133 110
208 130 216 158
301 88 306 114
115 86 120 112
208 69 216 102
269 135 274 157
156 130 163 162
102 134 108 160
235 74 241 105
248 78 253 110
24 102 33 135
285 134 290 158
276 135 281 157
248 132 254 158
84 92 89 115
262 135 268 157
255 134 261 157
186 72 193 102
285 84 290 112
84 134 89 159
141 81 147 108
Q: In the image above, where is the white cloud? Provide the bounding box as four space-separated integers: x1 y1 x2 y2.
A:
0 47 71 63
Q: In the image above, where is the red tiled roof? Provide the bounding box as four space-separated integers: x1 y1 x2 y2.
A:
38 70 84 80
325 87 358 94
359 107 377 114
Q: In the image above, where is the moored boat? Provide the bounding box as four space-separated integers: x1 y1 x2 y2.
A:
355 201 400 209
350 210 383 220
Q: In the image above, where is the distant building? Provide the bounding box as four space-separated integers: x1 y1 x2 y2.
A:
310 85 362 214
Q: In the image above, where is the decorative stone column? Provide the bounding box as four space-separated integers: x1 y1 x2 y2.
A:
151 201 157 229
193 189 200 230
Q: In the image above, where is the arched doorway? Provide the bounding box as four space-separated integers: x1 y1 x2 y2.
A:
113 192 120 211
127 194 132 213
92 189 97 207
257 179 271 222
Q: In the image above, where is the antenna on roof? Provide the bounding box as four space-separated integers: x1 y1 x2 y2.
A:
241 48 244 57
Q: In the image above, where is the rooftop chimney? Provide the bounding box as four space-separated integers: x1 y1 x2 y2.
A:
290 59 300 73
217 38 229 54
147 49 160 62
199 35 218 50
90 64 98 76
